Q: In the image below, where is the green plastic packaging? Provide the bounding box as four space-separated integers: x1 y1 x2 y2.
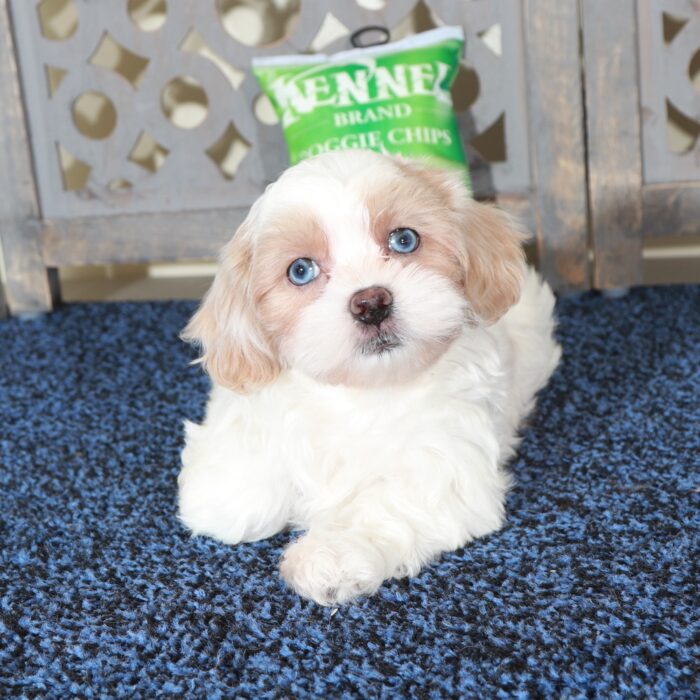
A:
252 27 469 183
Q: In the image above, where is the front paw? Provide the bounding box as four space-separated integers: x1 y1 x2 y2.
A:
280 533 386 606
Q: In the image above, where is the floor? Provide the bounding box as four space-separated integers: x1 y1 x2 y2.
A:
0 285 698 697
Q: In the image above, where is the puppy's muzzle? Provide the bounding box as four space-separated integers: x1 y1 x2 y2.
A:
350 287 393 326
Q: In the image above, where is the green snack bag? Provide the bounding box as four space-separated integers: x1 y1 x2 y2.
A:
252 26 470 187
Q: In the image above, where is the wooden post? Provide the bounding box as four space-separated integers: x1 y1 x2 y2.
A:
582 0 643 289
0 0 52 315
0 276 7 318
524 0 590 292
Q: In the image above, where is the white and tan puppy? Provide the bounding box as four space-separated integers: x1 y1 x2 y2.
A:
178 150 560 605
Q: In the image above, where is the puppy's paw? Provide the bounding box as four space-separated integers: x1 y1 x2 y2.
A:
280 533 386 606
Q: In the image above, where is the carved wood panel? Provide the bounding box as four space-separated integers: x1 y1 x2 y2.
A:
9 0 532 219
638 0 700 184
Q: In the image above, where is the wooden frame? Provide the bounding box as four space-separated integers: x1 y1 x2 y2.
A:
581 0 644 289
581 0 700 288
524 0 589 292
0 0 590 315
0 276 6 318
1 0 697 315
642 184 700 239
636 0 700 243
0 0 53 314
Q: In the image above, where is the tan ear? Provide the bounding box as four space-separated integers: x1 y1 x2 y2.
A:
398 160 526 323
460 202 527 323
181 222 280 392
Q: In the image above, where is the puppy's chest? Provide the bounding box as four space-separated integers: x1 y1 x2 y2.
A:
284 382 494 471
305 394 431 450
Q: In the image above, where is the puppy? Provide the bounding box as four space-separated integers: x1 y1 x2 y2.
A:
178 150 560 605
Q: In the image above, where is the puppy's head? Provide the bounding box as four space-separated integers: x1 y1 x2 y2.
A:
183 150 526 391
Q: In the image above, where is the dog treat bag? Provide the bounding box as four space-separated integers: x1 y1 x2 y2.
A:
252 26 469 183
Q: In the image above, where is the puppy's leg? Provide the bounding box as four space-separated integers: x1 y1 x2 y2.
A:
178 420 294 544
280 457 508 605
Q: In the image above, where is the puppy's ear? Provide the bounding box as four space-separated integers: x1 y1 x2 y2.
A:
460 202 527 323
181 219 280 392
396 160 526 322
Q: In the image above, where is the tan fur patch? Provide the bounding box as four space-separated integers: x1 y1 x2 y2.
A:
253 210 330 345
460 202 527 322
181 222 280 393
364 163 465 288
366 159 526 322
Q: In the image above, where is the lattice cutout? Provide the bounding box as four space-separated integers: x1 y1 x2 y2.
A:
254 92 278 126
639 0 700 183
471 113 507 163
128 131 168 173
309 13 350 53
690 48 700 92
89 32 150 87
666 99 699 153
662 12 687 44
356 0 386 9
217 0 301 47
161 76 209 129
477 25 502 56
205 122 251 179
451 63 479 115
392 0 440 41
57 143 90 190
127 0 166 32
72 91 117 139
37 0 78 41
10 0 532 217
45 64 67 97
181 29 245 90
108 178 132 192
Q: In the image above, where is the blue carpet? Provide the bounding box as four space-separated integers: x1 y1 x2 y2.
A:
1 285 698 698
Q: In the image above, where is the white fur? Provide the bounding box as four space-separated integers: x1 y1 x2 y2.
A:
284 259 467 385
178 151 561 606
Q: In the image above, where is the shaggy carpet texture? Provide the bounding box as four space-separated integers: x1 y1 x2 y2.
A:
0 285 698 698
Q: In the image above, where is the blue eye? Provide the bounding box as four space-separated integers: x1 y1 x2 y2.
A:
388 228 420 254
287 257 320 286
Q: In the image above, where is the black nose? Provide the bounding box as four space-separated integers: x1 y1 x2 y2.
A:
349 287 393 326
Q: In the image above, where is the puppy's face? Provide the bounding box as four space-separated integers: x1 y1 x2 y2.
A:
184 151 525 391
